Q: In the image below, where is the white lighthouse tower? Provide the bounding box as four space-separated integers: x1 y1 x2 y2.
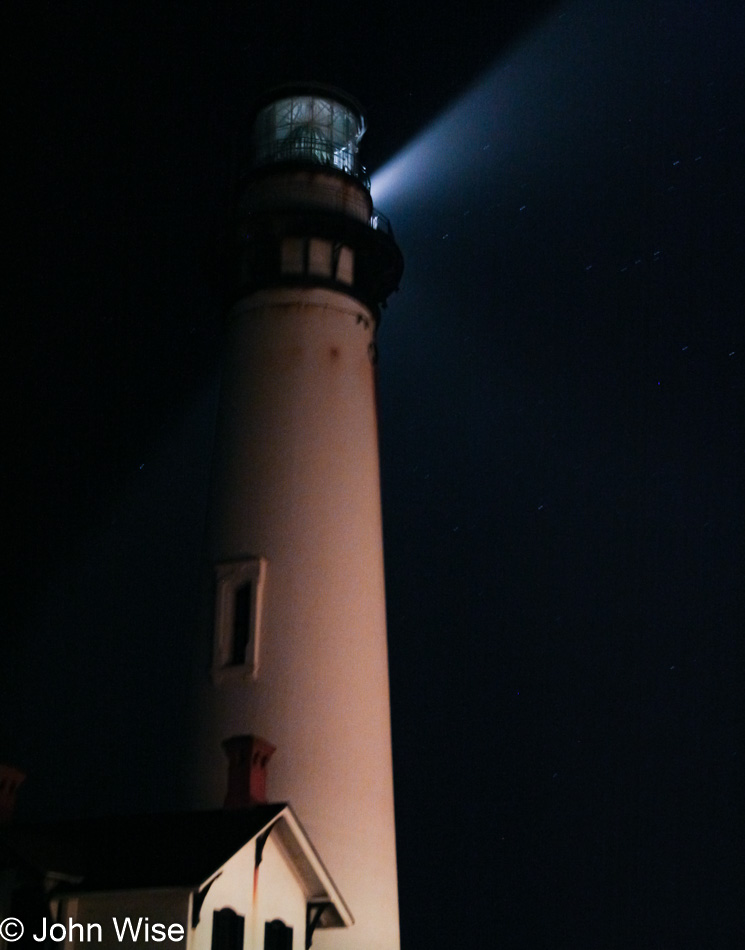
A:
196 84 403 950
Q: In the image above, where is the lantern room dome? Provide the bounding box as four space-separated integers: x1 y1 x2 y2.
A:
248 83 369 187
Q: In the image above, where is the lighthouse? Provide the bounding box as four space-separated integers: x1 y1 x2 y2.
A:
195 85 403 950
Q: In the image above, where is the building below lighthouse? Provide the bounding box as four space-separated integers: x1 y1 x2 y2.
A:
1 745 353 950
194 84 403 950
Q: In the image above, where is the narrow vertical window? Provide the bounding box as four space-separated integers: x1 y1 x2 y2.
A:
213 557 266 681
264 919 293 950
280 236 305 274
212 909 244 950
307 238 332 276
334 245 354 285
231 580 252 666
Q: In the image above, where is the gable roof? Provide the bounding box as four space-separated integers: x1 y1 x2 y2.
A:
2 805 285 891
2 805 353 929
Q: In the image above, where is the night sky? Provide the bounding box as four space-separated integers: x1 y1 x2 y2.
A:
5 1 744 946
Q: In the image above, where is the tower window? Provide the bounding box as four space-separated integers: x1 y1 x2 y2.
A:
280 237 305 274
231 580 252 665
334 245 354 285
307 238 333 277
213 557 266 681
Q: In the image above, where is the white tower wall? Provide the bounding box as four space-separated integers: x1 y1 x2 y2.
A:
200 290 399 950
196 86 402 950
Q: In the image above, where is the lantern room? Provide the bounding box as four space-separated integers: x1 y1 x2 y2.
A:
250 85 368 185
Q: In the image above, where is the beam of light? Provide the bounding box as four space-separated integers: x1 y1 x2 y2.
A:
367 21 553 214
370 3 597 215
370 67 515 210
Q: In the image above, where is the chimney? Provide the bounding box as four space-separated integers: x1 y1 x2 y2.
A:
0 763 26 824
222 735 276 808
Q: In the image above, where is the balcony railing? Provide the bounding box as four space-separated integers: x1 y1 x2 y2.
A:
370 209 393 235
250 135 371 191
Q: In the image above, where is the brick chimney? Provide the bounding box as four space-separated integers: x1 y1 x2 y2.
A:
222 735 276 808
0 763 26 824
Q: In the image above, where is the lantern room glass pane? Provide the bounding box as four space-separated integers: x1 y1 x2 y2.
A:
252 94 364 178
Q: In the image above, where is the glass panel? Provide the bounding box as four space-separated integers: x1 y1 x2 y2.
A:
212 910 245 950
252 93 364 179
230 580 252 666
264 920 293 950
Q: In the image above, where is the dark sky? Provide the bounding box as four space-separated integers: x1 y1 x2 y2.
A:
4 0 744 946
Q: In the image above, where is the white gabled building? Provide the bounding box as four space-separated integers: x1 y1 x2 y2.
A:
1 738 351 950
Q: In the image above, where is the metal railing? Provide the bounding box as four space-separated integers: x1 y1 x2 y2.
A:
251 136 371 191
370 209 393 235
